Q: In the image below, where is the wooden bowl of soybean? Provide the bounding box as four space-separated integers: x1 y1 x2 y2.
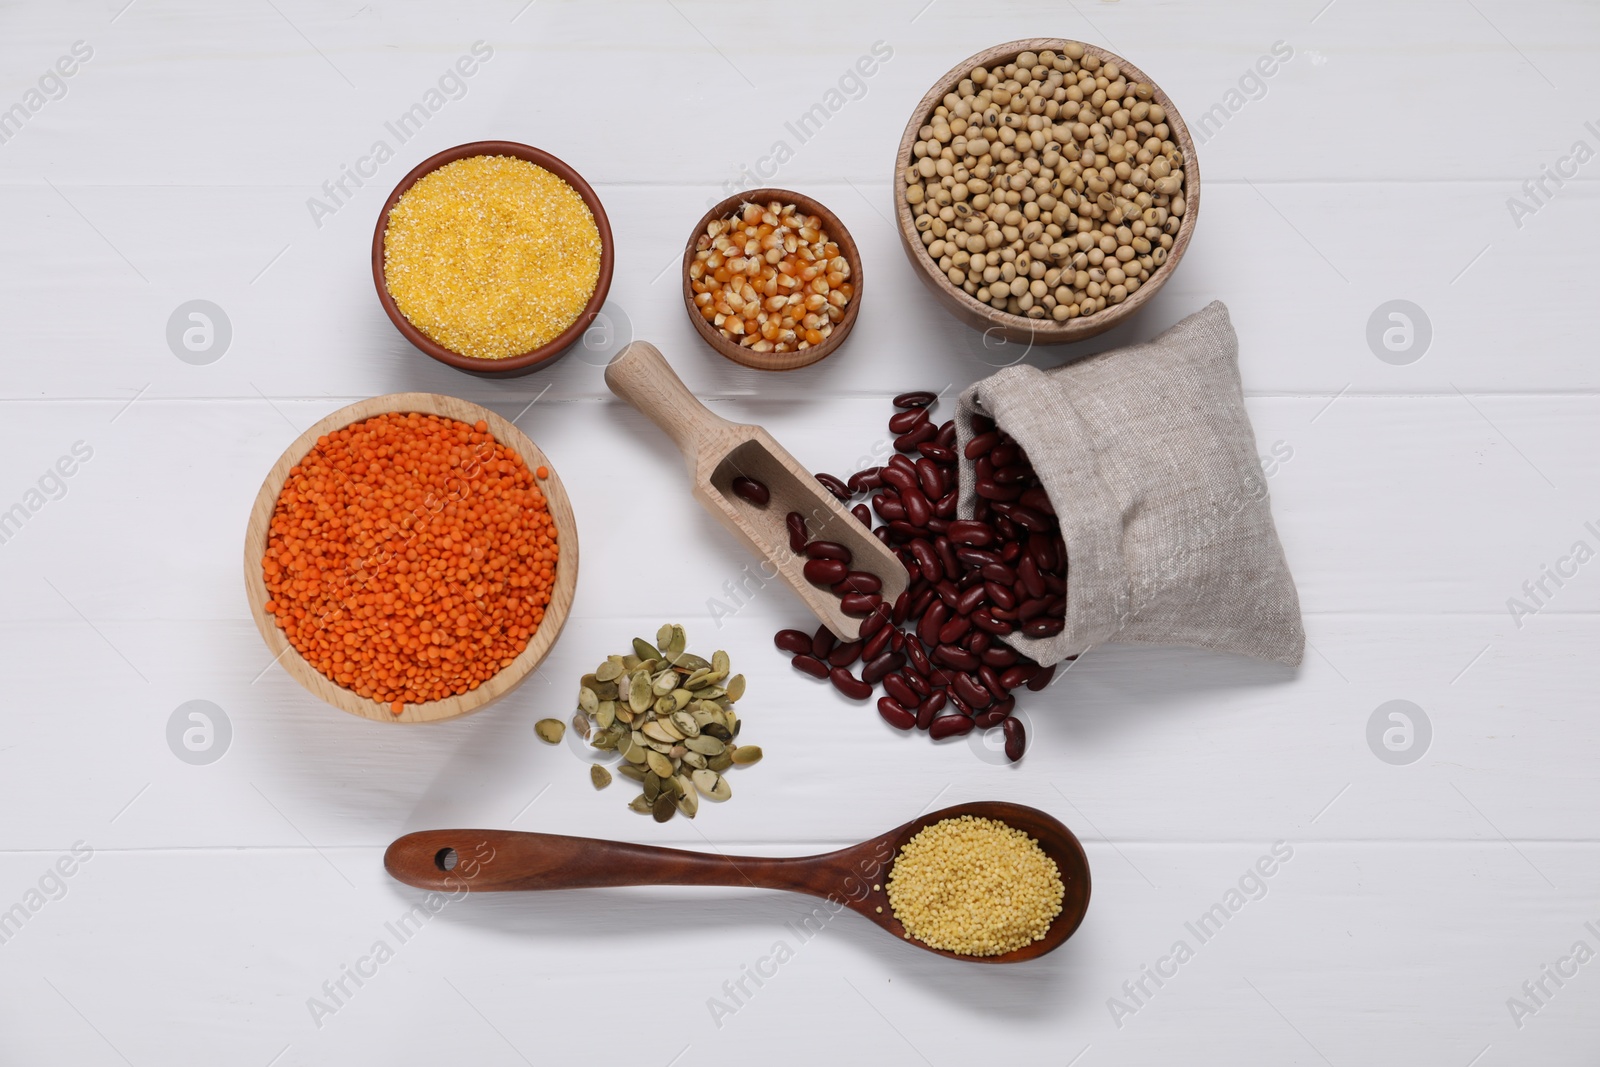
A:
243 393 579 723
894 39 1199 347
373 140 615 378
683 188 863 372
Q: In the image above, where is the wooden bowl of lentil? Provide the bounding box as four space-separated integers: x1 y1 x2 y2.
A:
894 39 1199 347
243 392 579 724
683 188 862 372
373 141 614 377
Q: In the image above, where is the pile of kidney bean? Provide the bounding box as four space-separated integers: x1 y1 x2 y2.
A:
773 391 1068 762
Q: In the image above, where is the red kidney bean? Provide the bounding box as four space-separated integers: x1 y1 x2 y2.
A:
935 536 959 579
904 669 932 698
976 479 1022 501
803 558 848 585
972 609 1012 636
792 654 829 679
938 613 971 645
1024 617 1064 638
967 630 992 655
888 408 930 435
880 465 916 495
862 622 894 661
915 689 946 728
907 539 940 583
918 443 957 464
883 673 918 708
895 422 937 451
927 667 955 689
731 476 770 505
973 706 1009 729
828 640 863 667
1026 664 1057 691
934 580 962 609
1029 534 1059 573
890 630 905 652
974 456 994 483
918 601 949 646
936 420 957 447
999 540 1022 563
786 511 808 552
1002 716 1026 761
954 584 987 616
991 465 1028 486
774 629 811 654
930 713 975 740
851 503 872 527
806 541 852 564
902 488 932 528
990 441 1019 467
981 646 1020 668
886 520 923 542
873 527 891 546
841 593 880 617
877 697 916 730
1019 487 1054 515
1005 504 1050 532
933 490 958 519
999 664 1036 690
1017 555 1046 599
953 672 992 709
979 561 1016 584
811 625 835 659
873 495 906 522
862 651 905 685
887 453 916 475
904 639 933 677
835 572 882 597
893 390 937 409
814 472 851 501
1018 596 1051 621
964 431 999 459
979 664 1007 696
848 467 884 493
910 587 938 619
956 546 1000 568
947 520 994 546
891 590 912 625
982 581 1017 611
993 517 1018 543
829 667 872 700
935 644 979 671
946 689 972 717
914 458 944 499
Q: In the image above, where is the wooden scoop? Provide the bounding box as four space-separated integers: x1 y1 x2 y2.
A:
605 341 907 641
384 801 1090 963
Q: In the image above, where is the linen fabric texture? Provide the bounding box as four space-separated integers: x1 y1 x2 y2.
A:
954 301 1305 668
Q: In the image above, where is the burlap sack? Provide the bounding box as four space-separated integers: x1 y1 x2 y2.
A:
955 301 1304 668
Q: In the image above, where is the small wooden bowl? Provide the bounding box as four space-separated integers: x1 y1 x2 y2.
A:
372 140 615 378
894 39 1200 346
243 393 579 724
683 188 863 371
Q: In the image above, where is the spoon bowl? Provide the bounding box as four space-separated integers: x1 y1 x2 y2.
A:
384 801 1090 963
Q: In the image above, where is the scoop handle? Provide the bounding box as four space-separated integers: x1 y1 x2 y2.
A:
384 828 856 895
605 341 736 469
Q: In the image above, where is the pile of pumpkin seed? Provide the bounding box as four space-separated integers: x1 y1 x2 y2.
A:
535 624 761 823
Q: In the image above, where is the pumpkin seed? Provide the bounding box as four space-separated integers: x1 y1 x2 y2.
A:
670 689 694 711
712 649 730 675
674 775 699 818
708 752 734 772
628 673 652 713
670 710 701 738
665 624 687 656
652 671 677 697
623 654 643 670
580 673 600 690
571 712 591 740
629 793 653 814
634 638 661 661
731 745 763 765
617 763 646 782
595 660 623 682
656 623 675 651
643 771 661 802
642 721 676 745
596 701 616 729
578 687 599 714
685 735 725 756
701 723 732 743
590 765 612 790
683 667 712 689
672 652 710 672
591 680 619 701
725 674 746 702
652 794 676 822
621 736 647 764
682 752 709 770
646 750 674 778
534 719 565 744
692 769 732 801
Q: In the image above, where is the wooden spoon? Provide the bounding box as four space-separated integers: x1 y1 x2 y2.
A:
384 801 1090 963
604 340 907 641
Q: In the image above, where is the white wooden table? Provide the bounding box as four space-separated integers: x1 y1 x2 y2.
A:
2 1 1596 1063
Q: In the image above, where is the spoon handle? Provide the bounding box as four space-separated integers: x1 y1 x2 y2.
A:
385 829 858 896
605 341 736 471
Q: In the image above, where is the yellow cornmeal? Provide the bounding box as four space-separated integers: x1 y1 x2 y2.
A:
383 155 601 360
886 815 1064 957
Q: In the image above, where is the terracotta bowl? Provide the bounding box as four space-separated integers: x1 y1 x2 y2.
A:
243 392 578 723
373 140 614 378
894 39 1199 346
683 188 863 371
